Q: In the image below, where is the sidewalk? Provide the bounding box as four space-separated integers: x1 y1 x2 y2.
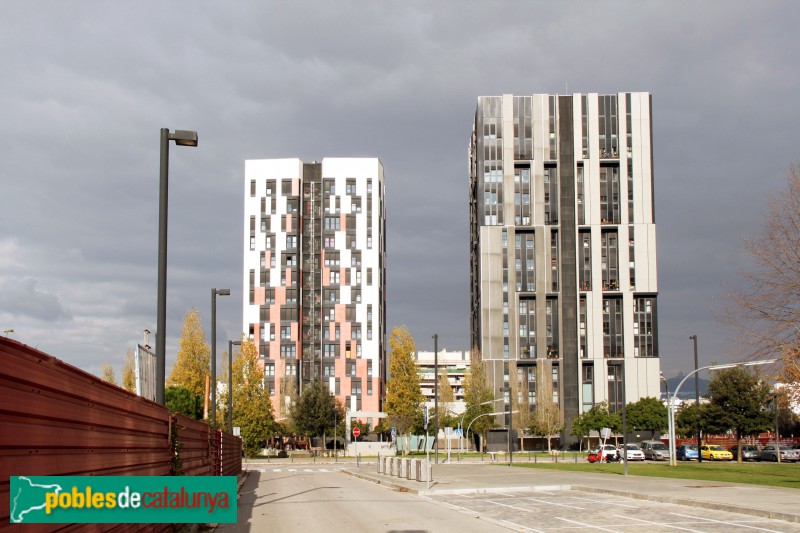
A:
341 460 800 524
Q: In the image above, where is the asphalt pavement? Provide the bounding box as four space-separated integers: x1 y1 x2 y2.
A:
339 458 800 524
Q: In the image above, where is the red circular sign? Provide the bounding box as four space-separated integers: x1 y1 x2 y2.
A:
353 427 361 437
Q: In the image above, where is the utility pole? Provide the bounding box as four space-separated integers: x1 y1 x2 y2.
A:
433 333 438 465
690 335 701 462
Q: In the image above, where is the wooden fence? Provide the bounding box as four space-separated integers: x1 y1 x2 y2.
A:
1 337 241 530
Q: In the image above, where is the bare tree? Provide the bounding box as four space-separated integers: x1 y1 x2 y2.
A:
720 163 800 403
509 362 533 434
531 360 564 453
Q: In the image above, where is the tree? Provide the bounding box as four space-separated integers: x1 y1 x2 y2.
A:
232 339 277 457
509 362 534 434
437 370 455 428
569 402 617 450
290 380 343 441
121 349 136 393
165 386 202 419
100 363 117 385
383 325 424 454
167 308 210 401
626 397 668 439
675 402 701 438
462 347 496 451
719 163 800 399
530 361 564 452
704 366 773 463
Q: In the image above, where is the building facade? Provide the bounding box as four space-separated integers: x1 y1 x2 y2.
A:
243 158 386 424
469 93 661 432
415 349 470 415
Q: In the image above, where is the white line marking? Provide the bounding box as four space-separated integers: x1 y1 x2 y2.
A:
566 495 638 508
273 469 282 472
499 519 544 532
287 468 297 472
523 497 587 510
615 514 705 532
487 500 536 513
555 516 620 532
671 512 787 533
318 468 328 472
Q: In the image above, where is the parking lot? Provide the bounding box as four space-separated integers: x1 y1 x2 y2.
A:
427 489 800 532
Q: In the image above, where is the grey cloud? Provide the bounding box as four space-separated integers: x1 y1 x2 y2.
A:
0 278 72 321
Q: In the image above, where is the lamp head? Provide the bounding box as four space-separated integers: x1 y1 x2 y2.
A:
169 130 198 147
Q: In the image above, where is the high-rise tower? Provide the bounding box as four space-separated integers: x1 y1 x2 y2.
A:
244 158 386 425
469 94 660 435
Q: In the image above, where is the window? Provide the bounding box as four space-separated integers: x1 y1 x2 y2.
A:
367 268 372 285
265 363 275 377
324 236 335 249
346 361 357 377
250 179 256 196
286 235 297 249
329 271 340 284
281 326 291 340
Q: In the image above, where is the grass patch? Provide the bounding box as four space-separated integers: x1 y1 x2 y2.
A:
514 461 800 490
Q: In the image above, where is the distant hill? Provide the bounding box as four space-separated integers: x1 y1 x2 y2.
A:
663 374 709 400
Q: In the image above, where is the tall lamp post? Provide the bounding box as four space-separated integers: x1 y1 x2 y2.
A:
227 339 242 432
500 386 513 466
432 334 438 464
689 335 702 462
660 372 673 465
668 359 776 466
155 128 198 405
210 288 230 429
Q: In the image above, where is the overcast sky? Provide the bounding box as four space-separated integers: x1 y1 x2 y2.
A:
1 2 798 380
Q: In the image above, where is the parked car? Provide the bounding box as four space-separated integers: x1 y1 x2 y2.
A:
759 445 800 462
729 444 760 461
619 443 645 461
640 440 669 461
588 444 619 463
700 445 733 461
676 444 699 461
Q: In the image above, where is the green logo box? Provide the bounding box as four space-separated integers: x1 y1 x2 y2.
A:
10 476 237 524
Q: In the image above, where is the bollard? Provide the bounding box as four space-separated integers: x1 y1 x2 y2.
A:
535 453 537 464
406 459 412 480
574 452 578 463
377 456 383 474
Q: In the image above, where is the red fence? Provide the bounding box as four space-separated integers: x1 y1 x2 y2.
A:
0 337 241 529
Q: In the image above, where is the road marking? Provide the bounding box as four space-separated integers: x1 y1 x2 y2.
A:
486 500 536 513
671 513 787 533
523 497 586 510
567 495 638 508
555 516 619 532
615 514 705 532
498 519 544 533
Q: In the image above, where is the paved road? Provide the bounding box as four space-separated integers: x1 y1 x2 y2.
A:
218 467 509 532
428 489 800 532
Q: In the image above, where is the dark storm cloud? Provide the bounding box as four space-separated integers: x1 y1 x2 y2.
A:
1 1 800 376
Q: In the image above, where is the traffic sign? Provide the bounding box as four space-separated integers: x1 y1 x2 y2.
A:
353 427 361 438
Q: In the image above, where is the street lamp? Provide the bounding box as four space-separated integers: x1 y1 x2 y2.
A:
432 334 438 465
211 288 230 429
228 339 242 432
660 372 674 466
459 398 503 456
500 386 514 466
690 335 702 462
155 128 198 405
668 359 776 466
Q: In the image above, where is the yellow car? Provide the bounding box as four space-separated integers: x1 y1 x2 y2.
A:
700 445 733 461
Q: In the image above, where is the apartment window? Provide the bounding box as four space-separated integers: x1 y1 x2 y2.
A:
346 180 357 195
544 166 558 224
265 180 275 196
280 345 296 358
546 298 559 359
601 230 619 291
351 380 362 396
323 344 337 358
550 230 559 292
582 364 594 413
250 179 256 196
282 180 292 195
603 297 624 358
579 230 592 291
633 296 658 357
346 360 357 377
367 268 372 285
280 326 291 340
600 166 621 224
265 363 275 377
324 236 335 249
329 271 340 284
324 216 341 230
286 235 297 249
367 380 373 395
351 327 361 340
323 362 335 376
